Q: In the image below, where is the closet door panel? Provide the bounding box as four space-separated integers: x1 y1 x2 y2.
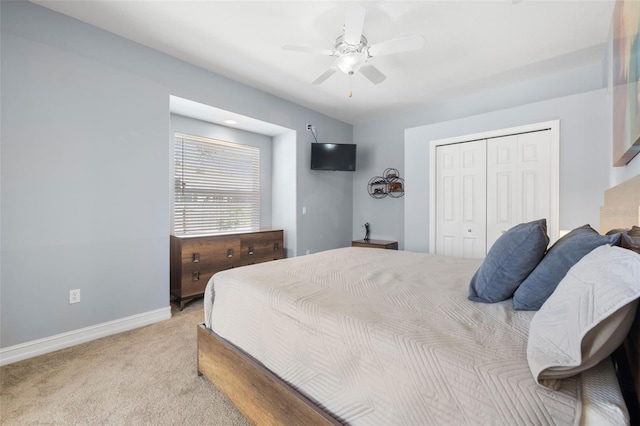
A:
436 141 486 258
487 131 552 251
442 236 456 257
436 144 460 256
487 135 518 250
518 131 551 225
442 176 457 222
496 172 514 223
459 141 487 258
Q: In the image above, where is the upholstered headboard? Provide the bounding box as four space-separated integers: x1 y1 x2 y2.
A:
600 175 640 413
600 174 640 232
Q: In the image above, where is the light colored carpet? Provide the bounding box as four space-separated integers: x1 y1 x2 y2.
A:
0 299 250 425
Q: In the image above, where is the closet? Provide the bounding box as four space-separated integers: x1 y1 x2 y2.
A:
433 122 558 258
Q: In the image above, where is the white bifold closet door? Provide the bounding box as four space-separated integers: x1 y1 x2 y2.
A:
435 140 487 258
486 131 552 250
435 129 552 258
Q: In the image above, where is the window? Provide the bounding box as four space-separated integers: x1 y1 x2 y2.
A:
174 133 260 236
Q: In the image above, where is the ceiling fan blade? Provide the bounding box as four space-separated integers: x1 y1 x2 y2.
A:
367 34 425 57
311 66 338 85
344 4 366 45
359 63 386 84
282 45 336 56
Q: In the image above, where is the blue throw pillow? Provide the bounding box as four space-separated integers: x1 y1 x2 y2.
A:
512 225 621 311
468 219 549 303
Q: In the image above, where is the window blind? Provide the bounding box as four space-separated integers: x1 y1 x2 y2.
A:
174 133 260 236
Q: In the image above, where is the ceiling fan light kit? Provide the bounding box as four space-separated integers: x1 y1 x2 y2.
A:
335 51 367 75
283 4 424 90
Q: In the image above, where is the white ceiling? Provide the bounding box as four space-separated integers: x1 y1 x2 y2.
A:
33 1 615 125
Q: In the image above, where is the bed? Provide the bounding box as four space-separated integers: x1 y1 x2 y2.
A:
197 177 640 425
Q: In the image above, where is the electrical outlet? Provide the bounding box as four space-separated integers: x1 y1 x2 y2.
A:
69 289 80 304
305 249 311 255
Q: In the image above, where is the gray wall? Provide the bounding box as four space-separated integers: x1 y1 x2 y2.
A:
404 89 610 253
0 2 352 348
351 16 640 251
351 59 629 249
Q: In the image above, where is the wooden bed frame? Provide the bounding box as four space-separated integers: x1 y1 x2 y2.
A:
197 176 640 425
614 316 640 422
197 325 340 425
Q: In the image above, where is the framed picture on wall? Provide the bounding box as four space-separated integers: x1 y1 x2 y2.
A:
612 0 640 166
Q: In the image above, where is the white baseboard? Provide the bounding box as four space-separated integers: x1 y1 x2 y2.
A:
0 306 172 367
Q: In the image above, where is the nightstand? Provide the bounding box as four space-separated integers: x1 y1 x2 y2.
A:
351 239 398 250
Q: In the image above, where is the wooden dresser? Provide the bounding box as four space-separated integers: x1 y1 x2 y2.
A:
170 229 284 309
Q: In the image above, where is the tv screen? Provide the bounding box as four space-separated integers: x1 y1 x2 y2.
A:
310 143 356 171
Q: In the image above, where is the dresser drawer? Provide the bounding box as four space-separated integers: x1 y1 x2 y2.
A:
240 231 284 265
181 236 241 270
180 270 216 298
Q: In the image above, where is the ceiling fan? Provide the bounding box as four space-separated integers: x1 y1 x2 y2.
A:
283 4 424 86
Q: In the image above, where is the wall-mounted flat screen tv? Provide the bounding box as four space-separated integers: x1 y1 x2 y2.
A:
310 143 356 171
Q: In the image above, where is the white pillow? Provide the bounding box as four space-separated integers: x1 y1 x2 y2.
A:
527 244 640 389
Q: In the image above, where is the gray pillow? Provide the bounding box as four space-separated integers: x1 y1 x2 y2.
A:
468 219 549 303
513 225 621 311
621 233 640 254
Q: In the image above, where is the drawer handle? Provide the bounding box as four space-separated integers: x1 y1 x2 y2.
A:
248 246 254 255
192 271 200 281
227 249 234 258
192 252 200 263
274 243 279 251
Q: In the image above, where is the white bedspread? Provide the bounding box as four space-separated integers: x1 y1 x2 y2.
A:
203 247 623 425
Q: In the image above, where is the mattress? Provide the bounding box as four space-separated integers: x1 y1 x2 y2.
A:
204 247 628 425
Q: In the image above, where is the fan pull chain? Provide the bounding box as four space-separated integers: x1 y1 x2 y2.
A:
348 73 353 98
